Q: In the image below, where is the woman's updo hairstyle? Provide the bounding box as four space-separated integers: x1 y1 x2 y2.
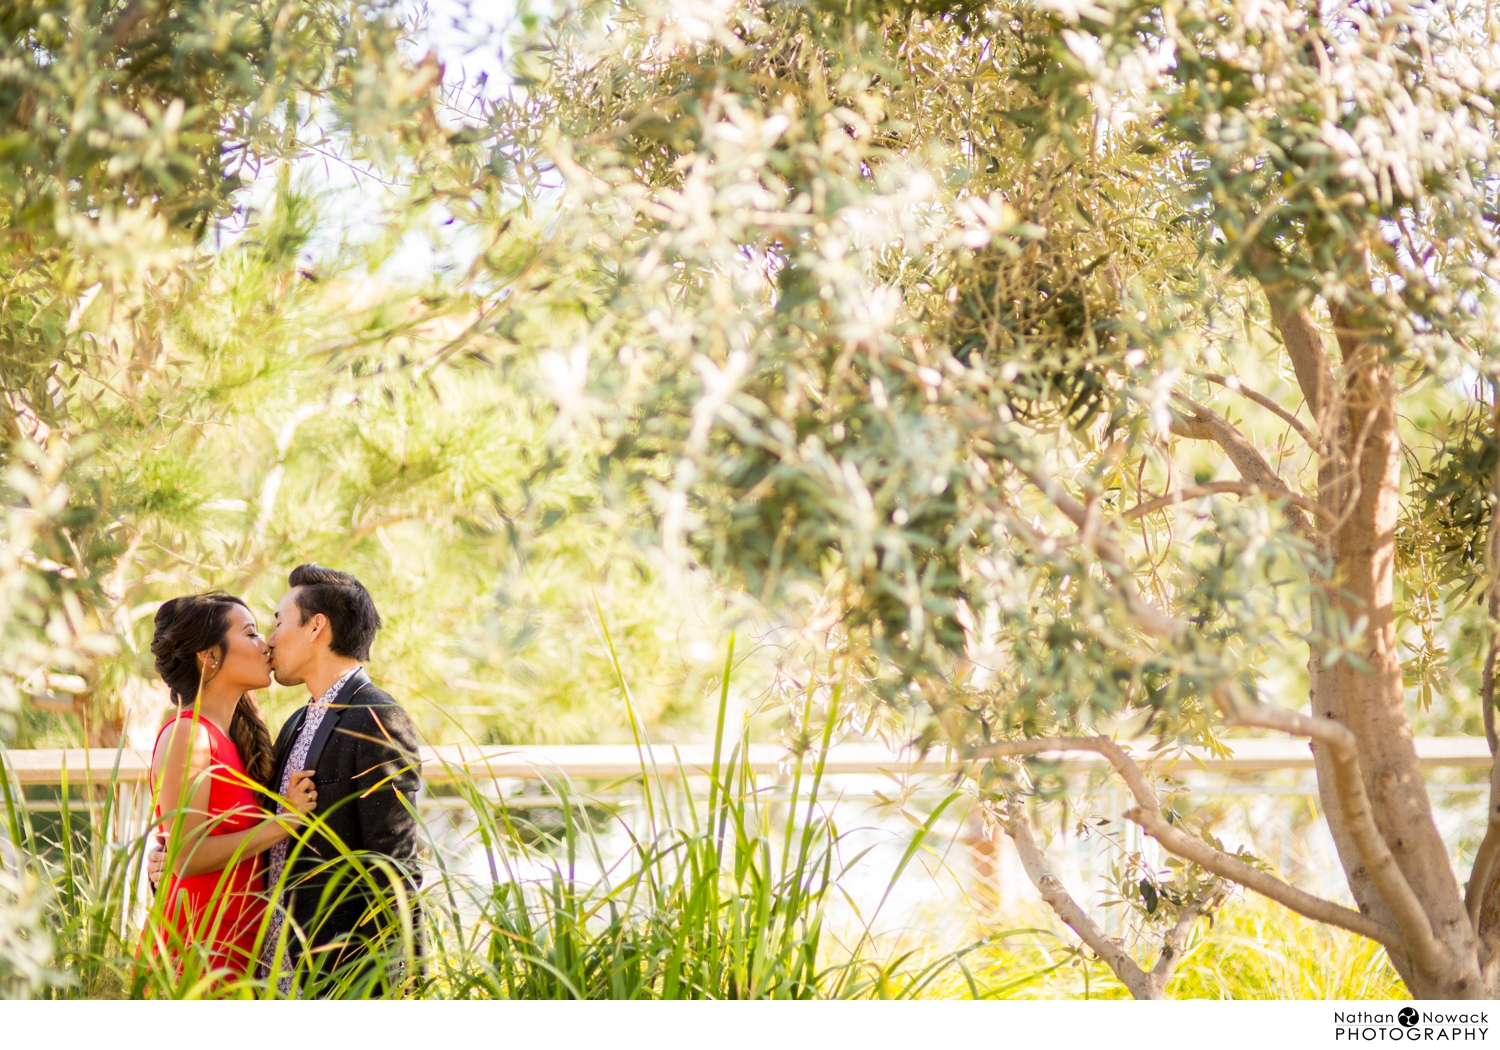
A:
151 592 245 705
150 591 275 796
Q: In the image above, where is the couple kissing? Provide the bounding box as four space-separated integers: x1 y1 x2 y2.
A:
144 563 422 997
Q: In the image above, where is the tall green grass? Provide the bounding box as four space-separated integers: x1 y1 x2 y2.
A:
417 635 966 999
912 896 1407 1000
0 640 966 999
0 749 1413 999
0 637 1409 1000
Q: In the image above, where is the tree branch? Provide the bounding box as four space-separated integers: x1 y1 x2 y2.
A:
1124 480 1332 523
1001 802 1157 999
1465 403 1500 936
1248 246 1334 422
970 736 1402 951
0 539 79 579
1465 759 1500 938
1216 693 1449 977
1013 465 1181 640
1169 395 1314 535
1169 396 1288 490
1149 897 1205 988
1015 463 1091 531
1197 371 1317 446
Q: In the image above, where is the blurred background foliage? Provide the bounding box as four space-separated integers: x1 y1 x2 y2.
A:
2 0 1495 752
422 0 1500 753
9 167 756 747
0 0 761 751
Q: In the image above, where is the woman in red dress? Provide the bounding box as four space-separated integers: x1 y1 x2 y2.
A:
146 593 317 983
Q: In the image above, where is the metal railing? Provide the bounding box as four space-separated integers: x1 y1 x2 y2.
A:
6 738 1491 925
6 735 1491 787
5 737 1489 854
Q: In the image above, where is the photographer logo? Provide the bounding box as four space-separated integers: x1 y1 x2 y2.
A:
1335 1010 1488 1042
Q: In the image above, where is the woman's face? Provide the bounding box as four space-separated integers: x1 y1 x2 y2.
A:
203 604 272 692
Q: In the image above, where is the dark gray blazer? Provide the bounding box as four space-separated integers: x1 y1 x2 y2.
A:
269 668 422 954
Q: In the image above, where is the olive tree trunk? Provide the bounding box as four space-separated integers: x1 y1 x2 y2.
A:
1269 278 1480 995
993 270 1495 998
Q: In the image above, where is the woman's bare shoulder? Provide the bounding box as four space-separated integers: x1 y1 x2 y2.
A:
151 715 213 774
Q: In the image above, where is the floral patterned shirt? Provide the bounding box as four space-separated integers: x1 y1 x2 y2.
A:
259 664 361 990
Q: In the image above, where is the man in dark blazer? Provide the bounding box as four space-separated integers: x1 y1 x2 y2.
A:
258 563 423 994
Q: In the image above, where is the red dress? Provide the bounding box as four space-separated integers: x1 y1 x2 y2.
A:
149 712 268 979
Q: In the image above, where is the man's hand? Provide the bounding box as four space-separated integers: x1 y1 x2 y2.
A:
145 829 167 887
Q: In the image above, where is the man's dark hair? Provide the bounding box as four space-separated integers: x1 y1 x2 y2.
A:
287 563 382 661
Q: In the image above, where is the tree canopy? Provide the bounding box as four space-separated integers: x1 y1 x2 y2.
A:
434 0 1500 997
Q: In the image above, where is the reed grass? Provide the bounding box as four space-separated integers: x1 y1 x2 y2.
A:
908 896 1408 1000
0 749 1414 999
0 638 967 999
0 638 1411 1000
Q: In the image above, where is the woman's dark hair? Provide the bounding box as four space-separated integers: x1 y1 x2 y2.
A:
287 563 382 661
150 591 275 796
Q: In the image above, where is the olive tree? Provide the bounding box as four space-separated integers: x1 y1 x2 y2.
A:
458 0 1500 997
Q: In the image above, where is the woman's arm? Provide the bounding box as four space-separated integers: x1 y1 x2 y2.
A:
168 792 311 879
152 719 317 879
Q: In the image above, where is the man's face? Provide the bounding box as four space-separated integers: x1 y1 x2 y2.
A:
268 588 319 686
